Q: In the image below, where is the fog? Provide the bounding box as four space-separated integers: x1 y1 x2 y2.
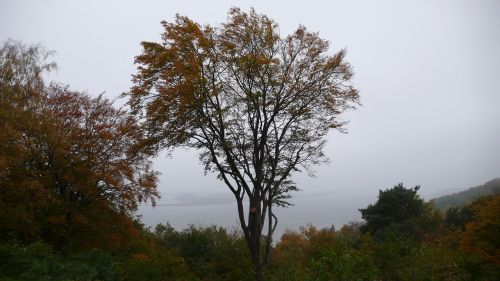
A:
2 0 499 237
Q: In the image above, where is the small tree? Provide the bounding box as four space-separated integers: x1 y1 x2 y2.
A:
359 183 425 238
126 8 359 279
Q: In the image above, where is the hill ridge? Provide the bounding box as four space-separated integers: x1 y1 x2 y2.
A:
431 178 500 209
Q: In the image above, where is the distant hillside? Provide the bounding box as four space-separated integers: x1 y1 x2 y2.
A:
432 178 500 209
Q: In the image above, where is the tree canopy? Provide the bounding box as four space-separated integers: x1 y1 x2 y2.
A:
126 8 359 278
0 40 159 251
359 183 425 237
460 195 500 264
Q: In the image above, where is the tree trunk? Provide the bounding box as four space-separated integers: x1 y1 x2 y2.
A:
263 204 276 266
248 200 263 281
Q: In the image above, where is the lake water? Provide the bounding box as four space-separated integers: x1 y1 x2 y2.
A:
138 192 371 240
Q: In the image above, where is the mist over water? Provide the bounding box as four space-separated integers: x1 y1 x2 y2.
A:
138 193 367 239
138 185 444 239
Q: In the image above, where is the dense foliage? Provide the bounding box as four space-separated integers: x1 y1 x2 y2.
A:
264 185 500 281
0 41 159 252
359 184 425 237
3 195 499 281
3 166 499 280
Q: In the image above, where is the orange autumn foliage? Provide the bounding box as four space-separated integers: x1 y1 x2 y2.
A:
272 225 337 268
460 195 500 264
0 41 159 251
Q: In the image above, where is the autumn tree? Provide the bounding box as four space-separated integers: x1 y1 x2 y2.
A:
126 8 359 279
460 195 500 264
0 41 159 250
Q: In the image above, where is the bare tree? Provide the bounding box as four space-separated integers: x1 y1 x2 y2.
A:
126 8 359 280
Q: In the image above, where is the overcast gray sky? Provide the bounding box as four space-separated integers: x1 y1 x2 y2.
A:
2 0 499 236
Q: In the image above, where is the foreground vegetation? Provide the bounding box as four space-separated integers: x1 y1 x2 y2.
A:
1 185 499 281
